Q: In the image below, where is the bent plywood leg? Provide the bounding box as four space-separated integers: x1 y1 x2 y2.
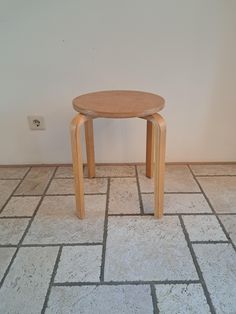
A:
146 120 154 178
70 114 87 219
150 113 166 218
85 119 96 178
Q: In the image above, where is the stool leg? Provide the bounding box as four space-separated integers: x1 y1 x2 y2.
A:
85 119 96 178
70 114 87 219
146 120 154 178
152 113 166 218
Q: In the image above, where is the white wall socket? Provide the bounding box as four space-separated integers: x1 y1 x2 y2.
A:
28 116 46 130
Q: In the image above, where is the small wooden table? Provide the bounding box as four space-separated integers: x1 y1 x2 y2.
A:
71 90 166 219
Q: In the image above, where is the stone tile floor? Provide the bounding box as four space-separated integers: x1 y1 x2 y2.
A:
0 164 236 314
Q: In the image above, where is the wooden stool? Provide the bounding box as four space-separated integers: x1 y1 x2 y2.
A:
71 90 166 219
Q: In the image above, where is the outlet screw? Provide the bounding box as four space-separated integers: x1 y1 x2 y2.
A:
33 119 41 127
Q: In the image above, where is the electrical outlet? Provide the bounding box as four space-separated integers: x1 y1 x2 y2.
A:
28 116 46 130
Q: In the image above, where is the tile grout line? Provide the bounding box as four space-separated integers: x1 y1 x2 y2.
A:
150 284 159 314
216 213 236 215
194 174 236 177
187 164 236 252
191 240 230 244
108 213 212 217
165 212 236 216
108 213 149 217
135 165 144 215
41 245 63 314
99 177 111 282
0 239 230 249
0 216 32 219
165 191 203 194
52 279 201 287
0 178 30 181
142 191 203 195
0 167 57 288
0 167 32 215
179 215 216 314
2 212 236 219
13 191 205 196
6 192 107 197
22 242 103 247
0 242 103 248
108 212 236 217
54 175 137 179
164 213 213 216
0 245 18 248
46 193 107 196
1 162 236 167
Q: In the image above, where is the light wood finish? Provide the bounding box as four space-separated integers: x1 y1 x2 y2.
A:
146 120 154 178
70 114 88 219
147 114 166 218
85 119 96 178
71 90 166 219
73 90 164 118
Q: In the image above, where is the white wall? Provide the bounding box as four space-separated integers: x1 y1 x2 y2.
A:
0 0 236 164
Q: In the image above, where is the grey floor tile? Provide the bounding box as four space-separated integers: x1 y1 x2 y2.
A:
183 215 227 241
136 166 153 193
141 194 154 214
197 177 236 213
54 166 89 178
0 247 16 281
83 178 108 194
85 165 136 177
0 196 41 217
0 180 20 210
14 167 55 195
155 284 210 314
55 165 136 179
190 164 236 176
219 215 236 245
193 243 236 314
109 178 140 214
23 195 106 244
47 178 107 195
0 218 29 245
105 216 198 281
137 165 200 193
1 163 236 314
142 193 212 214
0 167 29 179
55 245 102 283
46 285 153 314
55 166 73 178
164 165 200 193
46 179 74 194
0 246 59 314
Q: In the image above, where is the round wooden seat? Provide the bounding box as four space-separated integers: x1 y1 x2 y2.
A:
73 90 165 118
